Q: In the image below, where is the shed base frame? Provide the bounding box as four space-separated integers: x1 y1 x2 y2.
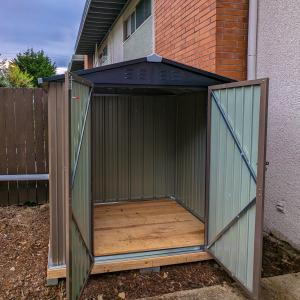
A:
47 249 212 281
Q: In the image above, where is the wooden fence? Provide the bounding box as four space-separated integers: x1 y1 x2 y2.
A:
0 88 48 206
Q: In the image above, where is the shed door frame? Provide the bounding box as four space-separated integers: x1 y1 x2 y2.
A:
205 79 268 299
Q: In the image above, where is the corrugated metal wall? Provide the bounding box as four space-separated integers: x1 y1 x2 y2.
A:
48 81 66 266
92 95 176 202
92 93 207 220
175 93 207 220
208 85 261 291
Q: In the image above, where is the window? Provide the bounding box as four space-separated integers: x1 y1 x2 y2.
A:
130 11 136 34
98 45 108 66
124 0 151 40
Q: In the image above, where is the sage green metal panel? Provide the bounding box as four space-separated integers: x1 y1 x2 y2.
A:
71 109 91 247
71 219 91 299
68 77 93 300
175 93 206 220
208 84 261 292
70 81 92 248
70 81 90 172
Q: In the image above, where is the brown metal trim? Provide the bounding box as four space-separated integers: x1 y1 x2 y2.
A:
209 78 268 90
204 87 212 246
90 95 95 256
252 78 269 299
69 71 94 88
65 71 72 300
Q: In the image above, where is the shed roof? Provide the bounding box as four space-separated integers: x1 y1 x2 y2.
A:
44 55 233 94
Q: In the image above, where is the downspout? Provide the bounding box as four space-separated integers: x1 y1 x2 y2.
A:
247 0 258 80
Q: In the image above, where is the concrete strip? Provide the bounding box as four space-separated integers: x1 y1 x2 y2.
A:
137 273 300 300
137 283 246 300
261 272 300 300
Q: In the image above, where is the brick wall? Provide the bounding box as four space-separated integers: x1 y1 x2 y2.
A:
84 54 93 69
154 0 248 80
216 0 248 80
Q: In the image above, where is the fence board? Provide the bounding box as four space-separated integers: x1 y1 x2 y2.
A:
6 88 19 204
0 89 8 201
34 89 48 203
0 88 49 206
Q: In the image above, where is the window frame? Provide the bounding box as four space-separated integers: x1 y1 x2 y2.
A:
123 0 152 41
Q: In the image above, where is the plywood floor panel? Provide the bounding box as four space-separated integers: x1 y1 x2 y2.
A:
94 199 204 256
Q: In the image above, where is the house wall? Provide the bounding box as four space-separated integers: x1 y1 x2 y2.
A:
256 0 300 250
215 0 248 80
154 0 248 80
94 15 124 66
93 0 154 67
124 16 154 61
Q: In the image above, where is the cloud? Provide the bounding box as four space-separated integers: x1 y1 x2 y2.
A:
0 0 85 68
56 67 68 75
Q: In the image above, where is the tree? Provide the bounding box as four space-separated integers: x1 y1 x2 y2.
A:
0 56 10 87
13 49 56 86
6 64 34 88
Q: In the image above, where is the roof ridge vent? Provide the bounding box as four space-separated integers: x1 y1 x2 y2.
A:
147 53 162 63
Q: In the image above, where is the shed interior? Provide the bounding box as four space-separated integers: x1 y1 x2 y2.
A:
91 91 207 257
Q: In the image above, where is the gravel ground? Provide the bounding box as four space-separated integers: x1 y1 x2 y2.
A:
0 205 64 300
0 204 299 300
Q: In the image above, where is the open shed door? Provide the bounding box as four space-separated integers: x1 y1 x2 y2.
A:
206 79 268 299
65 72 94 300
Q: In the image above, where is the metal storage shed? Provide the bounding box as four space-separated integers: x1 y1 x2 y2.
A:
43 55 268 300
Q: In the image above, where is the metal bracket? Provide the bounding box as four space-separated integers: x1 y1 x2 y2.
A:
207 197 256 249
211 91 257 183
71 88 93 187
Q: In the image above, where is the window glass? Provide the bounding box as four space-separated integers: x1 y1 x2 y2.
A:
130 11 136 34
126 17 131 38
98 46 108 66
145 0 151 19
136 0 144 28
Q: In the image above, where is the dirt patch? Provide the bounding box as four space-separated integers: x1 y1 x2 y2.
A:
262 233 300 277
82 262 232 300
0 205 300 300
0 205 64 300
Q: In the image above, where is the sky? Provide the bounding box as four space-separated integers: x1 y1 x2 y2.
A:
0 0 86 73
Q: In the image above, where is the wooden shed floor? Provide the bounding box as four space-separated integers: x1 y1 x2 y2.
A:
93 199 204 256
